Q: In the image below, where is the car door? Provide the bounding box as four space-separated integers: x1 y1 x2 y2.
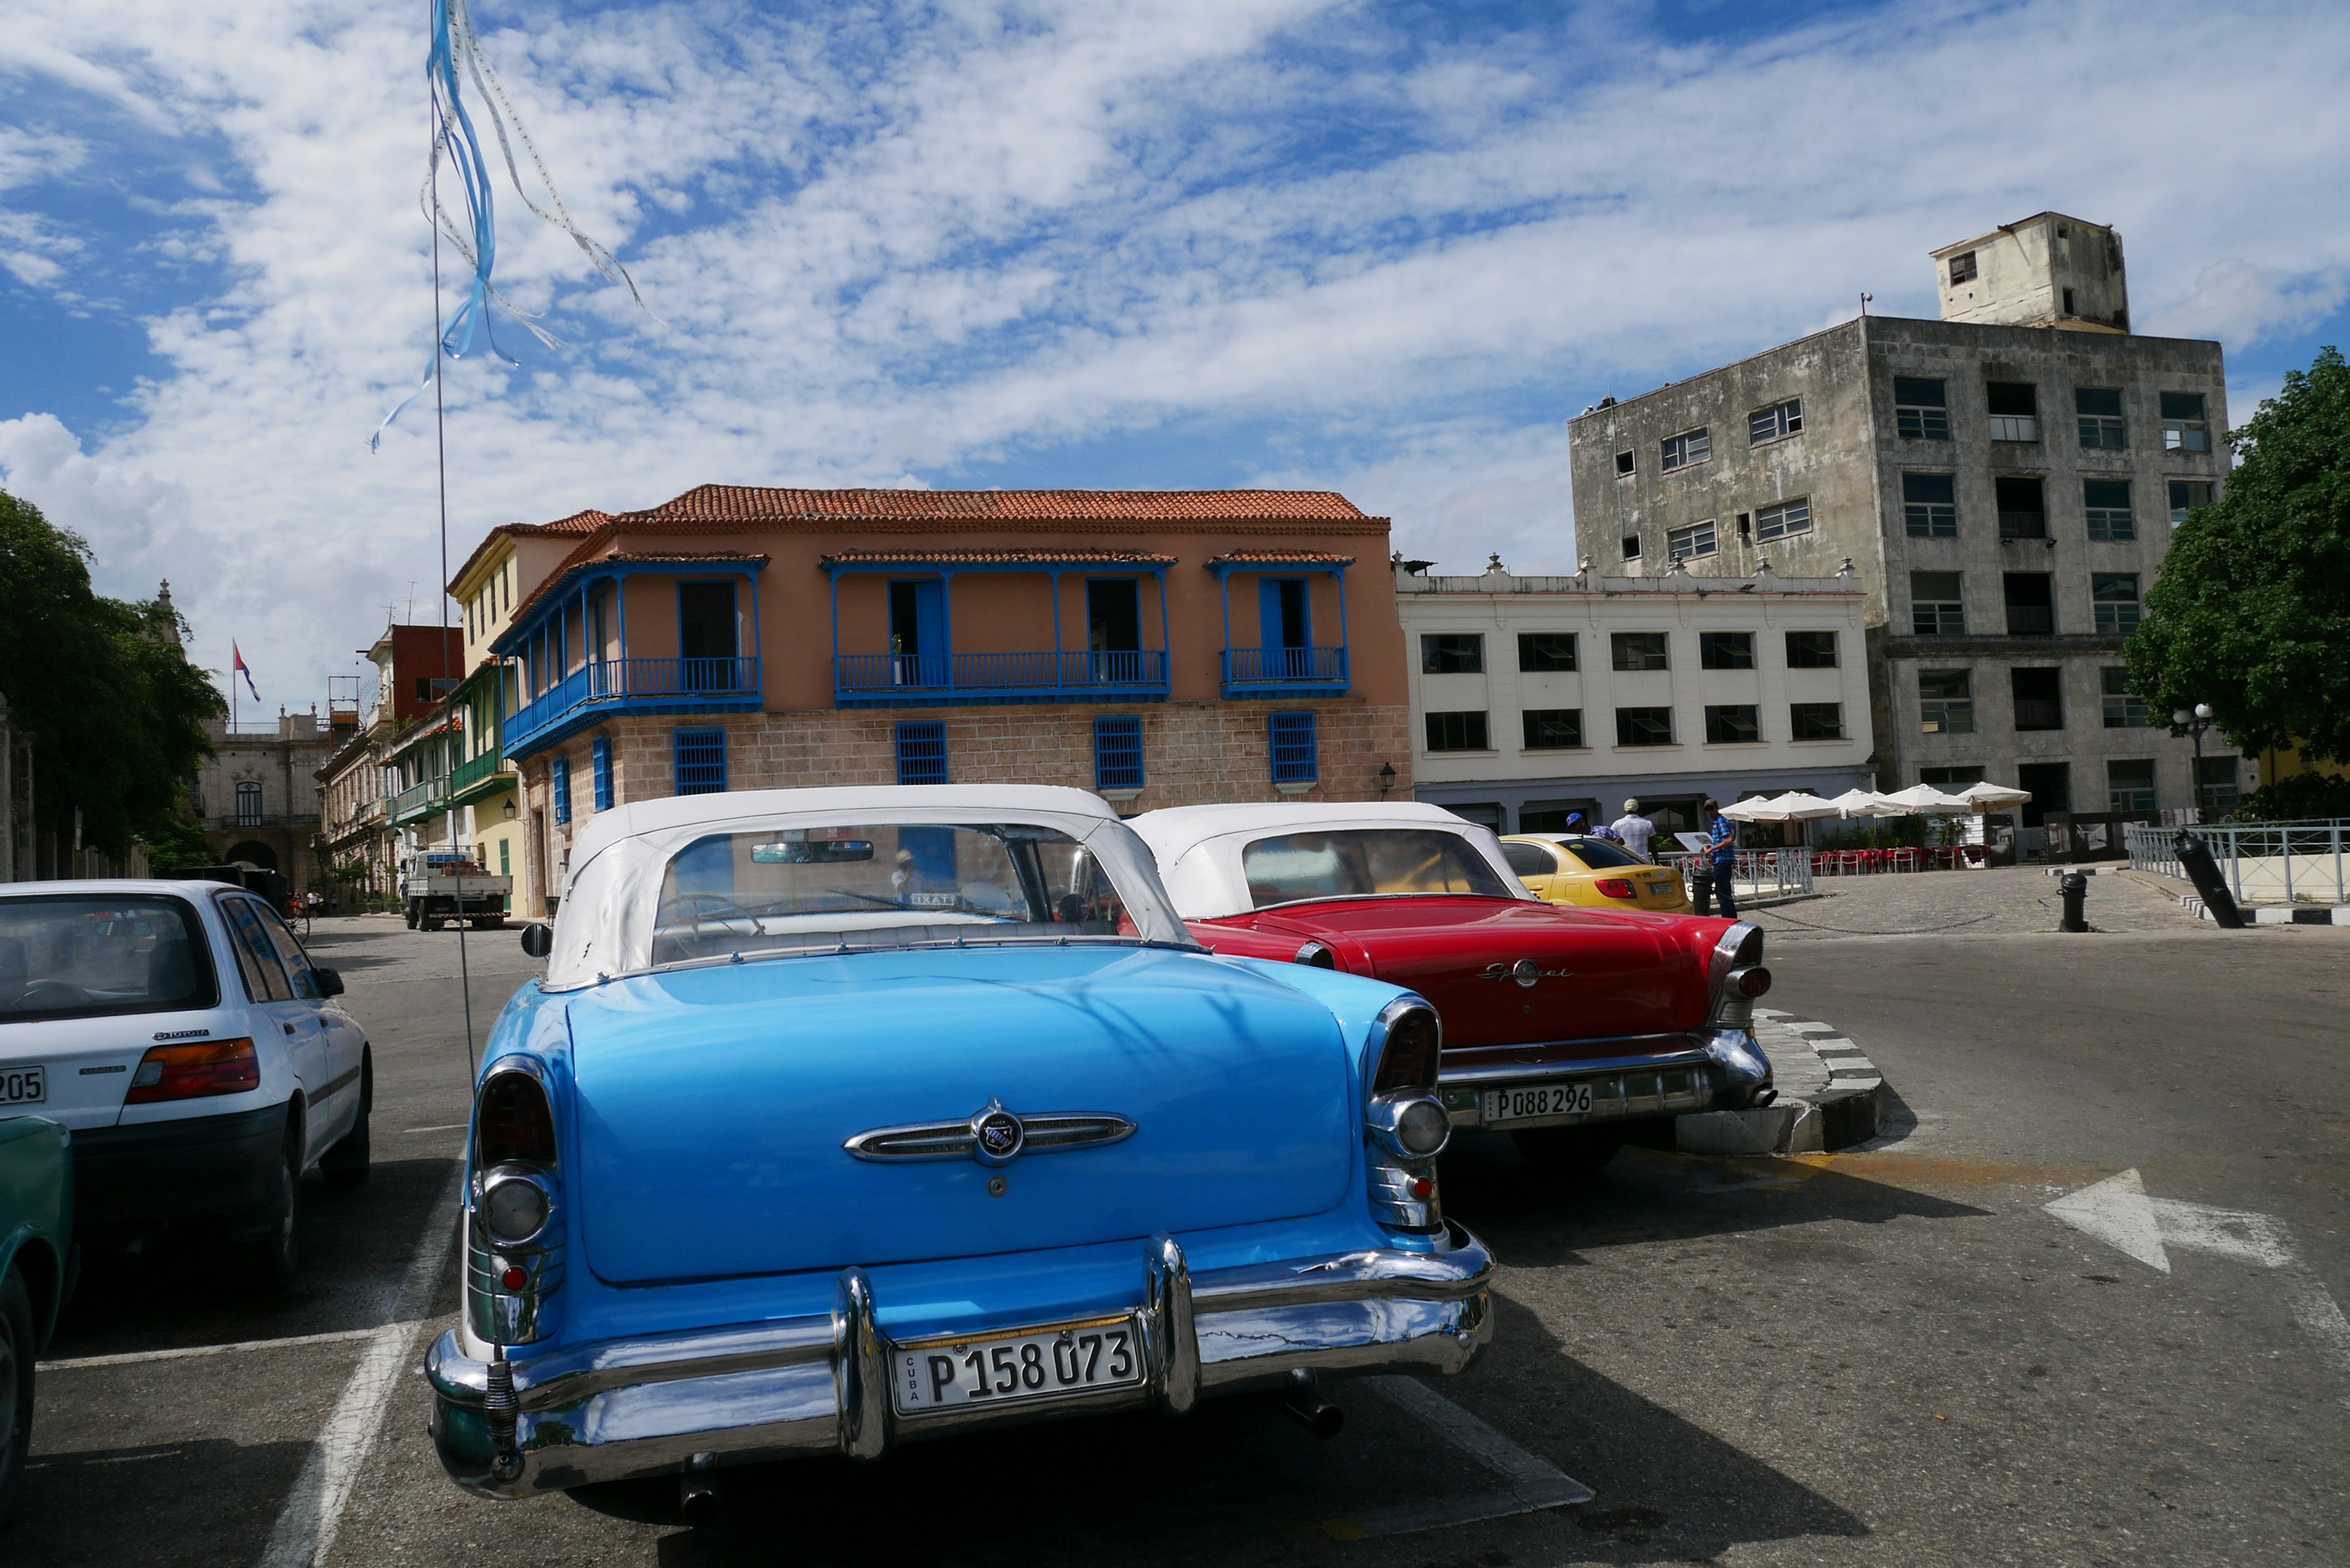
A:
216 894 329 1162
250 901 362 1151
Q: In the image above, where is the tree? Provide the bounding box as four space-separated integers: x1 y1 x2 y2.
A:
0 488 226 857
2127 346 2350 764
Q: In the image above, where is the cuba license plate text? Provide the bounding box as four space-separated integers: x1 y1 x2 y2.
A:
894 1318 1141 1413
0 1066 45 1107
1483 1081 1593 1124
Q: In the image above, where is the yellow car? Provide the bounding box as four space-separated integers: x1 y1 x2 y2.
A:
1500 834 1691 913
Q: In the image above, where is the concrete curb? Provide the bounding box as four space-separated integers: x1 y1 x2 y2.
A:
1673 1006 1888 1156
2180 897 2350 924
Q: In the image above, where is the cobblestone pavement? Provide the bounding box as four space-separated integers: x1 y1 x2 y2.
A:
1747 864 2218 939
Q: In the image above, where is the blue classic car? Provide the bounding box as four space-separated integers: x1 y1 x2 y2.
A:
427 786 1492 1500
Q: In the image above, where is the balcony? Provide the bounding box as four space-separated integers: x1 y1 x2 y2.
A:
1221 646 1351 698
389 777 445 826
834 649 1169 707
446 749 513 807
505 656 762 758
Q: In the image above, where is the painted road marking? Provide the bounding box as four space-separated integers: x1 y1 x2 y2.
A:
402 1124 468 1135
2047 1168 2350 1402
1319 1376 1592 1538
259 1163 464 1568
43 1326 387 1370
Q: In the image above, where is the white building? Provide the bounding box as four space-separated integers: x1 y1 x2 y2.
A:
1397 558 1875 840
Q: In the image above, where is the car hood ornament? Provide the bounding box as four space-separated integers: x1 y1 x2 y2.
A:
845 1100 1136 1165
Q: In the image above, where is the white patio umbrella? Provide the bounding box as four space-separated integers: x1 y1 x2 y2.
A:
1877 783 1979 813
1718 793 1791 822
1956 780 2033 811
1829 788 1906 818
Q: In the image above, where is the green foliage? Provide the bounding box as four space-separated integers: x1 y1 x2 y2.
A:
141 811 218 873
0 488 226 856
2127 346 2350 764
2236 769 2350 823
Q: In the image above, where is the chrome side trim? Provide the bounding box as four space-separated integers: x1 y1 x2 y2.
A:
1438 1041 1715 1086
1704 921 1763 1022
843 1106 1136 1163
832 1267 886 1460
1147 1233 1198 1415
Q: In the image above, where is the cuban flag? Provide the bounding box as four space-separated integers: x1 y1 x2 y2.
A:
233 643 261 701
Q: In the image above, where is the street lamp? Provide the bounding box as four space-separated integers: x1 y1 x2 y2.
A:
2172 702 2215 813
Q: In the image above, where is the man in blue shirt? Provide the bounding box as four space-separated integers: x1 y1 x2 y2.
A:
1693 797 1739 918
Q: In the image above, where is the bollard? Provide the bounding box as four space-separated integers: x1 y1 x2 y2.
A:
2172 830 2247 928
2058 871 2089 931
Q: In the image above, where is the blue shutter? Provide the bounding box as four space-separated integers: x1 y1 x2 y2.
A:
897 721 948 785
591 734 613 811
551 756 572 824
1269 711 1318 784
674 728 728 795
1094 716 1144 791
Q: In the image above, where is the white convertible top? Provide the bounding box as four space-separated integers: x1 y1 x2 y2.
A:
1126 801 1529 921
546 786 1191 987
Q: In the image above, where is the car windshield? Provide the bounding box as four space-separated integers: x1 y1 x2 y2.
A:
1555 837 1647 871
0 894 217 1022
650 822 1135 967
1240 829 1513 909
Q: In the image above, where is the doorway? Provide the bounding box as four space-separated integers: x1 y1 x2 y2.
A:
888 580 946 686
1260 578 1310 678
680 581 738 691
1087 580 1141 683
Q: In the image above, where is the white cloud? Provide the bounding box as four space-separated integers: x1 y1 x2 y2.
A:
2158 259 2350 349
0 412 196 597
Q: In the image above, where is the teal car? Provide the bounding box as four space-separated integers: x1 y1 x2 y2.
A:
0 1113 70 1521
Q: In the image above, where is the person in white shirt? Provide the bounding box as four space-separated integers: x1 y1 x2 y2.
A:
1610 799 1656 861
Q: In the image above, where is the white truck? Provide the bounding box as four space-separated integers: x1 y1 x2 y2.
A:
399 853 512 931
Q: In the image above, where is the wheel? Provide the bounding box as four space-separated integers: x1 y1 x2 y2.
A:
405 900 420 929
323 1053 371 1189
237 1127 303 1296
1512 1126 1624 1178
0 1269 32 1525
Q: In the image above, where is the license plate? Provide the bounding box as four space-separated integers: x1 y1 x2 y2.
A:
1647 882 1673 897
1483 1081 1592 1125
892 1315 1144 1414
0 1066 46 1107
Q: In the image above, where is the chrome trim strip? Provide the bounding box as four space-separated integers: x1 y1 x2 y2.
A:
832 1267 887 1460
1437 1042 1715 1086
1705 921 1763 1022
1362 993 1440 1094
843 1106 1137 1163
1148 1233 1198 1415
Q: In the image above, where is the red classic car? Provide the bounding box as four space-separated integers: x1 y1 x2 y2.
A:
1127 802 1775 1173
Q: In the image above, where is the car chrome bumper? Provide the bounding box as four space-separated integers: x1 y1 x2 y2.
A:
1437 1028 1772 1130
425 1222 1496 1498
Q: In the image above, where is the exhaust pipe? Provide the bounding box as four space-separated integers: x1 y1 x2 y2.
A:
1280 1370 1345 1439
680 1454 722 1525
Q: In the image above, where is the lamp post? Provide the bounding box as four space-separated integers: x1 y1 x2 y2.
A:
2171 701 2214 815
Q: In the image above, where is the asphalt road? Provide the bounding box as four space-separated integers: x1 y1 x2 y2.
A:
16 891 2350 1567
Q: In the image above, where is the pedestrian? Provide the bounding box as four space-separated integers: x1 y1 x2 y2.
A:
1610 798 1656 861
1564 811 1589 835
1692 797 1739 919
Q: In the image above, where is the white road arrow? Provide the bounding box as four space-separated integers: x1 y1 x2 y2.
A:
2046 1168 2350 1402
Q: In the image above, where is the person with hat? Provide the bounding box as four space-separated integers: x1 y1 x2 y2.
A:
1693 797 1739 918
1610 798 1655 861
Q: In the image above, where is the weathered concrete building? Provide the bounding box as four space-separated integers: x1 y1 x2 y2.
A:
1568 213 2232 846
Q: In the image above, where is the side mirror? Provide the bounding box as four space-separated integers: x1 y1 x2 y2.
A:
312 967 346 998
519 923 554 959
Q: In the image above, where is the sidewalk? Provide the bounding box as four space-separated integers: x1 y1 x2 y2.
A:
1672 1006 1889 1156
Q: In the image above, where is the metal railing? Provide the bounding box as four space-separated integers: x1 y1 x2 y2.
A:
389 778 444 823
1656 846 1815 897
449 750 507 794
1997 511 2048 540
2126 819 2350 907
507 657 761 749
1221 646 1350 687
834 649 1168 696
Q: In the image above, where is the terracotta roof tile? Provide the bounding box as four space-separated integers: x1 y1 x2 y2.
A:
626 486 1369 526
502 552 771 638
818 549 1178 566
1204 550 1358 566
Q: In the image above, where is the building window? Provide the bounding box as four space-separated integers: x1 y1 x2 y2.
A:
1789 702 1845 741
1667 520 1718 561
1903 472 1957 537
1704 704 1761 744
895 720 947 786
1699 631 1754 670
2062 286 2077 316
1948 250 1978 284
1621 534 1642 562
499 838 510 876
2160 392 2210 452
591 734 613 812
1661 427 1712 471
234 780 263 827
674 728 728 795
1518 632 1576 672
1749 399 1803 444
1269 711 1318 784
1420 633 1485 674
1521 709 1583 750
2196 756 2240 815
1611 632 1670 671
1996 475 2047 539
1911 572 1966 635
1616 706 1676 746
2107 760 2157 813
1755 498 1811 541
2084 479 2136 541
2076 387 2127 449
1094 716 1144 791
2092 573 2142 634
551 758 571 824
1786 630 1838 668
2101 668 2150 728
1920 766 1986 791
1919 670 1974 734
1425 711 1490 752
1985 380 2039 442
2004 572 2055 635
1614 449 1635 476
2169 480 2215 525
2012 667 2064 731
1895 376 1950 441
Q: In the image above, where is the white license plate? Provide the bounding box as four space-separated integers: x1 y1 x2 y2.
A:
1483 1081 1592 1126
0 1066 45 1107
892 1315 1144 1414
1648 882 1673 897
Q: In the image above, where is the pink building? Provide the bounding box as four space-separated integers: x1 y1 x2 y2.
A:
473 488 1412 914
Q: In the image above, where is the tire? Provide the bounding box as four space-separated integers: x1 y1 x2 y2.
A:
405 900 420 930
323 1053 371 1189
0 1269 32 1526
1512 1126 1624 1178
238 1127 303 1297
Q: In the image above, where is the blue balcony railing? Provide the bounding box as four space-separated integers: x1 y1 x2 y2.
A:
834 649 1169 707
1221 646 1350 696
504 656 762 757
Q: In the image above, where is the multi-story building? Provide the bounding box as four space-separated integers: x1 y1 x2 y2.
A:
1398 557 1874 839
316 622 463 897
194 708 338 884
1567 213 2230 849
477 488 1412 916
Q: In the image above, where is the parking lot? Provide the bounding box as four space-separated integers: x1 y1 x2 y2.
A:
18 890 2350 1566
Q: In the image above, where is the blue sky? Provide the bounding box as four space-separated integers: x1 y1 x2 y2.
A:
3 0 2347 703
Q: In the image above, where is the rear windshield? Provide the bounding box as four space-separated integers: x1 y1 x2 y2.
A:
0 894 218 1022
1241 829 1514 908
651 822 1135 967
1555 837 1647 870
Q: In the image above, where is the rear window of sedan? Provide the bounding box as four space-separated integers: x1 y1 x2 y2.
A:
1553 837 1648 871
1241 830 1514 908
0 894 218 1021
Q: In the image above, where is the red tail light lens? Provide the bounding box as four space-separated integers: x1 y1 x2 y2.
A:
125 1038 259 1103
1735 966 1773 998
1594 878 1637 899
477 1072 557 1166
1371 1002 1441 1094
